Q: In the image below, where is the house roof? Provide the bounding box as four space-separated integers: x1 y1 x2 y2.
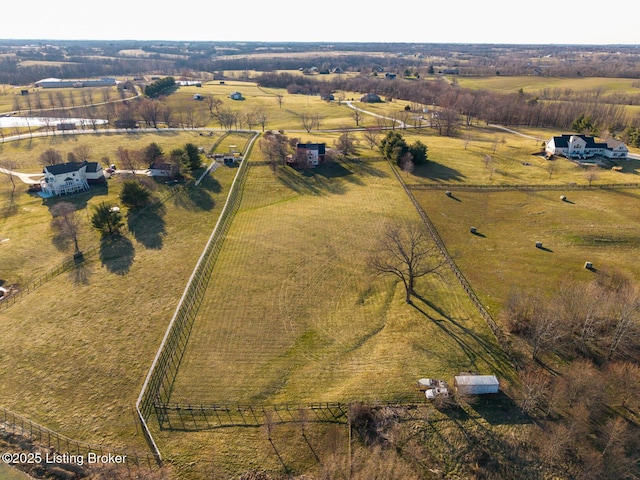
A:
550 134 608 149
297 143 326 154
86 161 102 173
605 138 628 150
44 161 87 175
149 162 172 170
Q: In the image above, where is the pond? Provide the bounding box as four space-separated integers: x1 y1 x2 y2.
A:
0 116 108 128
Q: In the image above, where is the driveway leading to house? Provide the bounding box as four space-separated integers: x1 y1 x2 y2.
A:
0 165 43 184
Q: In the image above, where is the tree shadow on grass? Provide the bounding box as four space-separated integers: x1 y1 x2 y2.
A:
42 183 109 213
413 162 466 183
411 294 516 384
99 235 135 275
127 204 167 250
172 185 215 211
68 257 93 285
344 159 389 178
276 166 347 196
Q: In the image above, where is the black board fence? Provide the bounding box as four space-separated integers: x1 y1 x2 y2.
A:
135 133 258 460
0 406 158 469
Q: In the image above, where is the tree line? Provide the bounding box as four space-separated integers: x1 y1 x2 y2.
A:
501 270 640 479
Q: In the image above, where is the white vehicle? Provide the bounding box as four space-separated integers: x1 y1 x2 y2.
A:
417 378 447 390
425 387 449 399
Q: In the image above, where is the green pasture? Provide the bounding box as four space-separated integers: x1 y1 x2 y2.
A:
456 76 640 95
168 82 363 131
0 130 221 171
397 125 640 187
412 188 640 317
0 162 237 448
169 160 514 408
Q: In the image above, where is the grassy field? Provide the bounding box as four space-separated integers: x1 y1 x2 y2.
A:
412 188 640 317
2 77 640 478
0 130 221 170
0 136 237 450
158 159 516 478
456 76 640 95
398 125 640 187
169 160 514 404
0 131 225 287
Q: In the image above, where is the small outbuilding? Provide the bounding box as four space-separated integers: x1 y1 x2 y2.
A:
454 374 499 395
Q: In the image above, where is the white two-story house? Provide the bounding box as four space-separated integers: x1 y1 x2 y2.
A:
546 134 628 160
41 161 104 196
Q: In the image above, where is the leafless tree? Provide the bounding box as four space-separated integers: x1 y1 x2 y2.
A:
0 158 17 202
463 132 472 150
160 103 173 127
334 128 357 157
254 107 268 132
50 201 82 256
115 146 139 174
275 94 283 108
584 164 601 186
260 131 290 171
363 128 380 150
400 153 415 177
351 107 363 127
39 148 63 166
369 222 446 304
204 94 223 118
300 113 315 132
72 144 92 162
138 98 162 128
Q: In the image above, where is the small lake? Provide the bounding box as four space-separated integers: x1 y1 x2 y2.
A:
0 116 108 128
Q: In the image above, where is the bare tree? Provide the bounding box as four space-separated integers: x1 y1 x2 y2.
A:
260 131 290 171
115 147 140 174
50 201 82 256
369 222 446 304
0 158 17 202
351 107 363 127
138 98 162 128
274 94 283 108
334 128 357 157
300 113 315 132
584 164 600 186
204 94 223 118
254 107 268 132
39 148 63 166
363 128 380 150
72 144 92 162
400 153 415 177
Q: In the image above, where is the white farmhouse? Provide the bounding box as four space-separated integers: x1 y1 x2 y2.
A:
41 161 104 196
546 134 628 160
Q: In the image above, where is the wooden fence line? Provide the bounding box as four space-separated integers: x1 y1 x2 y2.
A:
409 182 640 191
388 160 520 370
0 406 159 468
135 133 259 460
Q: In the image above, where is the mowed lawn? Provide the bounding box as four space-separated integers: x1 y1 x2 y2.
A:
170 160 515 406
413 188 640 317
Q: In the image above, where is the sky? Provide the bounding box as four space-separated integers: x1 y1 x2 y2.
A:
1 0 638 45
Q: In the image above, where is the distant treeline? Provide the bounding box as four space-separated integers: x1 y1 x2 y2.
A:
255 72 640 135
